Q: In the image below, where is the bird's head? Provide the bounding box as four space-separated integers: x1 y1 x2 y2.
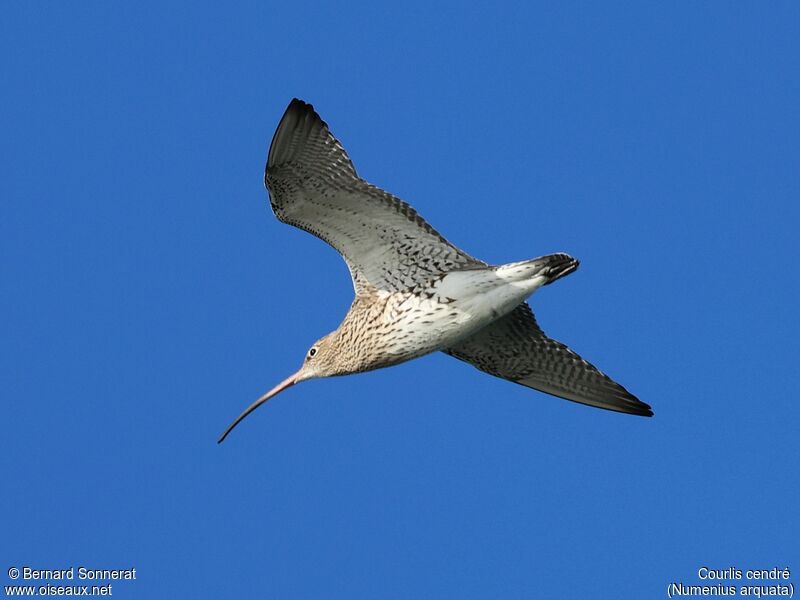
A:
217 331 340 443
295 331 342 381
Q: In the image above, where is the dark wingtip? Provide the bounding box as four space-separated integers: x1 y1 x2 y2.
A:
267 99 316 171
616 391 654 417
290 98 310 106
265 98 358 191
631 403 654 417
286 97 313 116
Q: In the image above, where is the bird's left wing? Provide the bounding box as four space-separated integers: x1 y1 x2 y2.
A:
444 303 653 416
266 99 483 293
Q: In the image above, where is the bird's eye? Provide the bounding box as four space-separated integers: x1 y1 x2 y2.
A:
307 347 318 359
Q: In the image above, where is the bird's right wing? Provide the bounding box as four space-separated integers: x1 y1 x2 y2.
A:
444 303 652 416
266 99 484 293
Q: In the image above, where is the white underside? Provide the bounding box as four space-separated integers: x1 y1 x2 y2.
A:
377 262 549 360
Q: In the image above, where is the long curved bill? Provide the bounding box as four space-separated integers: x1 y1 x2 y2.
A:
217 370 300 443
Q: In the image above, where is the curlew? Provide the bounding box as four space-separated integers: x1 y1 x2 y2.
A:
218 99 651 443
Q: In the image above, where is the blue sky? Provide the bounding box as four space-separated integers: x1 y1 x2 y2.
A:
2 2 798 598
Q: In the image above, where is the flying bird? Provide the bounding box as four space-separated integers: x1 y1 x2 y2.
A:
218 99 651 443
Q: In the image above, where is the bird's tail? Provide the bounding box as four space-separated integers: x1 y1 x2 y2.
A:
495 253 579 286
